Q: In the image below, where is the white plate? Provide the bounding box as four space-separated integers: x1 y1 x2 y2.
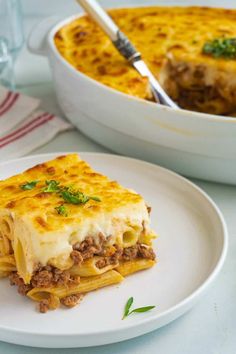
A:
0 153 228 348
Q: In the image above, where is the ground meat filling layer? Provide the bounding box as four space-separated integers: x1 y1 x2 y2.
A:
9 234 155 312
60 294 84 308
162 61 236 115
71 234 156 269
9 272 32 296
31 265 80 288
95 243 156 268
9 271 82 313
71 233 107 261
9 268 80 294
122 243 156 261
38 294 83 313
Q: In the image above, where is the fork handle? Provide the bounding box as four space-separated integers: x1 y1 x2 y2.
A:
77 0 139 61
77 0 118 41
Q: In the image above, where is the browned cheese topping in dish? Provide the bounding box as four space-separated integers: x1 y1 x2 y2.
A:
54 6 236 115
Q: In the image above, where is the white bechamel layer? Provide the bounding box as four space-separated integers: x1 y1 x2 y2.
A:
10 200 151 282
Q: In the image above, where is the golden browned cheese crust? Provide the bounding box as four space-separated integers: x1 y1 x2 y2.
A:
54 6 236 115
0 154 143 233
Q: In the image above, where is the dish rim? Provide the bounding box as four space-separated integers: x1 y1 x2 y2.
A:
47 5 236 124
0 152 228 336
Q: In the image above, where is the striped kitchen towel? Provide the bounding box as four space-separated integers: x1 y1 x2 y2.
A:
0 86 72 161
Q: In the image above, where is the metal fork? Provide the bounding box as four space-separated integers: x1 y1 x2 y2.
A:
77 0 179 109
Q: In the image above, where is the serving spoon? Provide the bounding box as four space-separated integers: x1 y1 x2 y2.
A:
76 0 179 109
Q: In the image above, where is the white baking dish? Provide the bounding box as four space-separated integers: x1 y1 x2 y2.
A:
28 1 236 184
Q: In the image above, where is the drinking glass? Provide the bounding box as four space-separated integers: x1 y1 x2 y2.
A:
0 0 24 89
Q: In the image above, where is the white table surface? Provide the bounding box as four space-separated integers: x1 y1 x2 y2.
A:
0 14 235 354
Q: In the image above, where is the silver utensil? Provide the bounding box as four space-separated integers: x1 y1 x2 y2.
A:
77 0 179 109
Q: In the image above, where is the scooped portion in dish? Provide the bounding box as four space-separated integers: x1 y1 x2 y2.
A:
54 6 236 116
0 154 156 312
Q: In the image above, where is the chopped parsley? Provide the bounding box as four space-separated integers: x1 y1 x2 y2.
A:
60 189 89 205
60 186 101 205
55 204 68 216
122 297 155 320
42 180 101 212
20 180 39 190
20 178 101 217
202 38 236 59
89 196 101 202
42 180 60 193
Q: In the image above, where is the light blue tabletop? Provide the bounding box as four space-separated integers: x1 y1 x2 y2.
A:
0 11 235 354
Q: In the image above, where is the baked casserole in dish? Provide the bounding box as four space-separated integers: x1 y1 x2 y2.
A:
27 2 236 184
54 6 236 116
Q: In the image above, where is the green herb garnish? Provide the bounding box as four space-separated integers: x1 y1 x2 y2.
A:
202 38 236 59
128 306 156 314
89 196 101 202
20 180 39 190
60 185 101 205
42 180 101 206
55 204 68 216
122 297 133 319
60 189 90 205
20 178 100 218
122 297 155 320
42 180 61 193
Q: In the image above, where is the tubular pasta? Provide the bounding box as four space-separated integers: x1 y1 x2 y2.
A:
0 215 14 240
70 256 118 277
116 259 155 277
122 229 139 248
0 255 16 277
0 271 11 278
0 239 6 256
0 215 14 256
1 236 12 256
27 270 124 301
14 238 31 284
139 232 157 246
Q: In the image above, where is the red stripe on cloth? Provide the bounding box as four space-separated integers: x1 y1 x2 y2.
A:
0 92 20 117
0 112 50 143
0 91 12 109
0 114 55 149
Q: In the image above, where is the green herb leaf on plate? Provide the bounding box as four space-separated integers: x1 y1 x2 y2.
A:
122 297 134 320
122 297 155 319
129 306 155 315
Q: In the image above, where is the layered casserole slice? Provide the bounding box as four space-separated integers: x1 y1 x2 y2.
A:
0 154 156 312
55 6 236 115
